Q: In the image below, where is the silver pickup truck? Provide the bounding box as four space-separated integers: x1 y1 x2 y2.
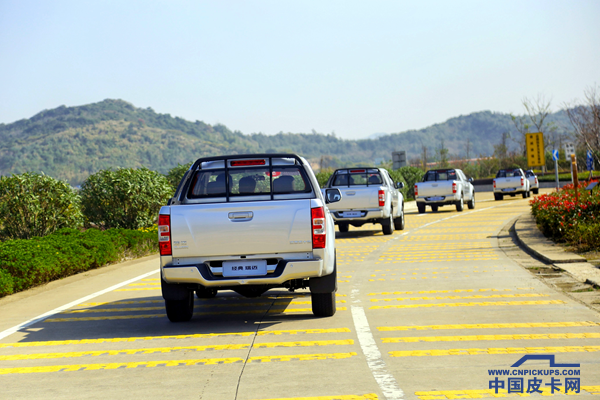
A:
415 168 475 213
493 168 531 200
158 154 342 322
324 167 404 235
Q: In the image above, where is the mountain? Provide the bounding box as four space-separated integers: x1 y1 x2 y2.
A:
0 99 573 185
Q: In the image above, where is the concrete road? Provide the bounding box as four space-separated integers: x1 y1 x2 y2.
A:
1 189 598 400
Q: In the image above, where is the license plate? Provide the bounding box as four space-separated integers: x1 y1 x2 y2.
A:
342 211 361 218
222 260 267 277
427 196 444 201
503 188 515 192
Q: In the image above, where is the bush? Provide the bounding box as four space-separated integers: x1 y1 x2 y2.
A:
166 162 193 190
530 181 600 251
0 172 83 240
386 166 424 200
80 167 172 229
0 226 158 297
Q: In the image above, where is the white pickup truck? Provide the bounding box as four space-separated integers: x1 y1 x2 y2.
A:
414 168 475 213
493 168 531 200
323 168 404 235
158 154 342 322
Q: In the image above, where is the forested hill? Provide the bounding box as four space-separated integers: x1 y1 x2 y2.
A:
0 99 572 185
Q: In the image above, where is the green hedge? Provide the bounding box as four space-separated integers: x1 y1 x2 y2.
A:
0 227 158 298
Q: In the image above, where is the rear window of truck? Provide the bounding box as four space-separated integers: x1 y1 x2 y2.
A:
423 169 457 181
496 169 522 178
187 166 312 199
332 169 383 187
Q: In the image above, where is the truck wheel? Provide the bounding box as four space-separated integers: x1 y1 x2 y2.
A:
417 203 426 214
165 291 194 322
311 292 336 317
533 189 539 195
196 287 218 299
394 212 405 230
467 193 475 209
338 222 349 233
456 195 464 212
494 193 503 201
431 205 439 212
382 214 394 235
522 191 528 199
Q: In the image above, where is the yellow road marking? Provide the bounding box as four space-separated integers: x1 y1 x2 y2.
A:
115 287 159 291
369 289 525 296
0 340 354 361
47 307 348 322
0 352 358 375
0 328 352 348
370 300 565 310
64 300 348 314
415 386 600 399
382 332 600 343
254 395 378 400
370 294 548 302
377 321 600 331
390 345 600 357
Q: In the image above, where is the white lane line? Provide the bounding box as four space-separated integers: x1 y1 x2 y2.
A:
0 269 160 340
351 304 404 400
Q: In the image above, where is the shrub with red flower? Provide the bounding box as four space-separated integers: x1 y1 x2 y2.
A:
530 180 600 251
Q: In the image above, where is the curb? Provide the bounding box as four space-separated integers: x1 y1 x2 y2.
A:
513 213 600 287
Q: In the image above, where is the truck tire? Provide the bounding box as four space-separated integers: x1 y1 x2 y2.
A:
382 214 394 235
394 211 405 230
196 287 218 299
494 193 503 201
417 203 426 214
467 192 475 209
533 188 539 195
338 222 349 233
431 205 439 212
165 291 194 322
522 191 528 199
311 292 336 317
456 195 464 212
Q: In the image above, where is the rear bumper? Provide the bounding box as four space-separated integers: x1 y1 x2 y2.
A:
162 259 324 287
416 194 459 206
330 209 385 222
494 187 527 194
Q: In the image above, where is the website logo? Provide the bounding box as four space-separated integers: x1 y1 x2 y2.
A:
488 355 581 394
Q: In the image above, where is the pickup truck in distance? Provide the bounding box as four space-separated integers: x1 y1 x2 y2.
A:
324 167 405 235
414 168 475 213
493 168 531 200
158 154 342 322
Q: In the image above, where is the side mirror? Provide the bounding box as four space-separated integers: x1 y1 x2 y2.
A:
325 188 342 204
468 178 473 183
395 181 404 189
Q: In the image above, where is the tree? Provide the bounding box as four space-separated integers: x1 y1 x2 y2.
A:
565 85 600 166
80 168 172 229
511 94 558 157
436 139 449 168
0 172 83 240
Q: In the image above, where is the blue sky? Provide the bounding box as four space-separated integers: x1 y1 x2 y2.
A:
1 0 598 139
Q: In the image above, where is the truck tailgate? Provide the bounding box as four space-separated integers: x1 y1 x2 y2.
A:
170 199 313 257
333 187 380 210
496 177 522 189
418 181 453 197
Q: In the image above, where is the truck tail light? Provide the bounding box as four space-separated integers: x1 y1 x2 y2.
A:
535 177 538 184
158 214 172 256
414 184 418 197
452 182 457 194
311 207 326 249
493 179 496 189
520 177 524 186
378 190 385 206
